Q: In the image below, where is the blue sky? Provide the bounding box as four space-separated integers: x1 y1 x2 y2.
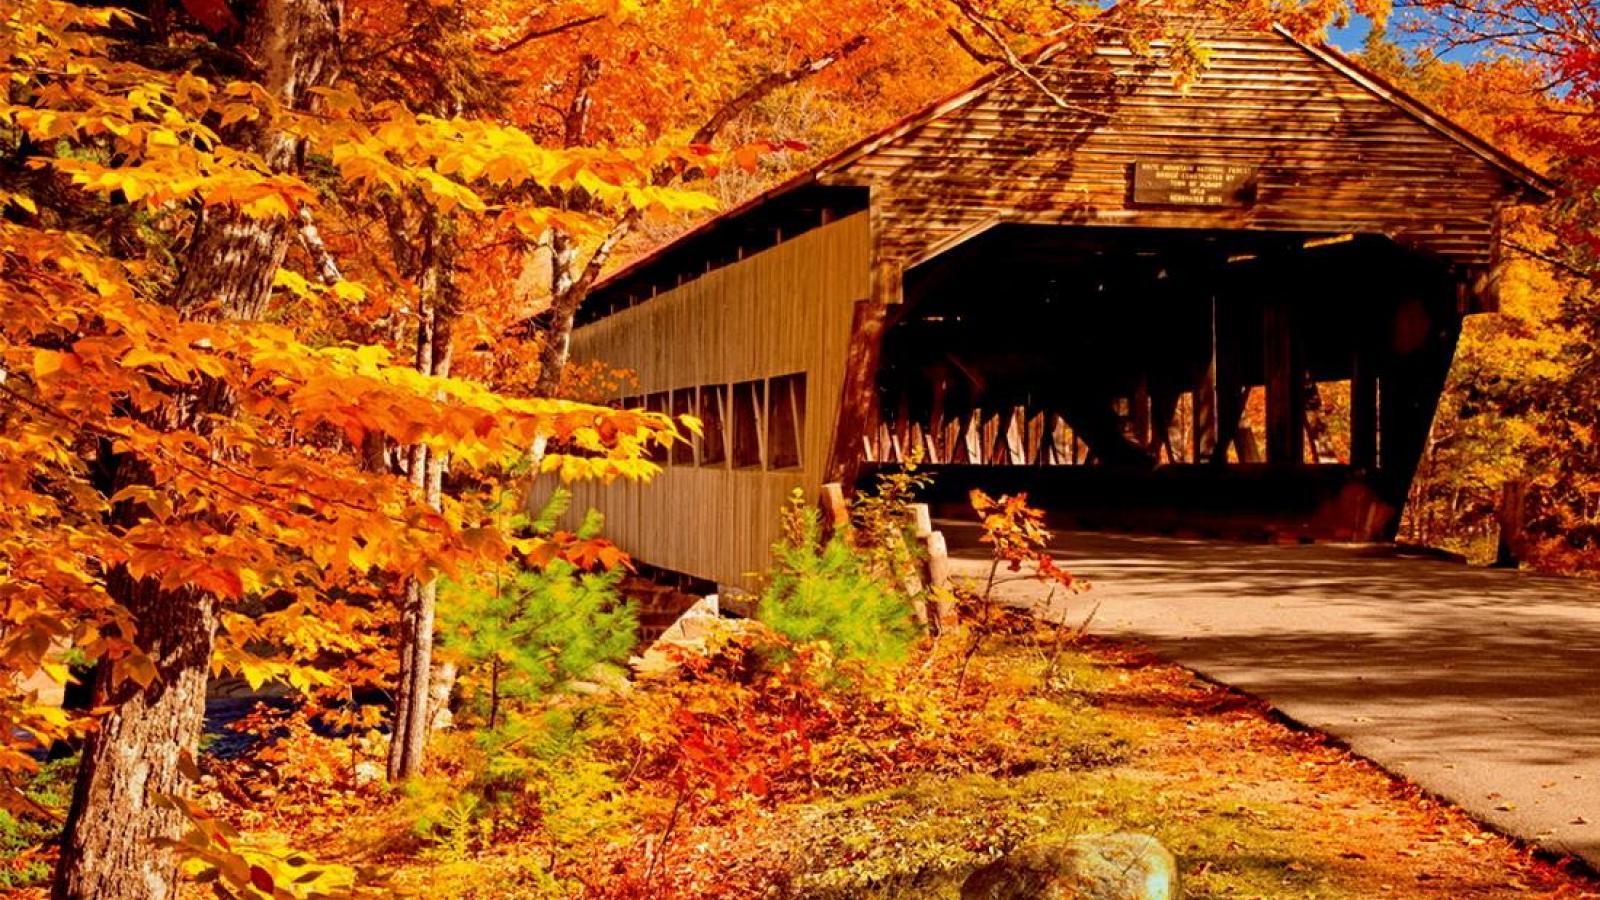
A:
1329 16 1375 50
1327 11 1490 62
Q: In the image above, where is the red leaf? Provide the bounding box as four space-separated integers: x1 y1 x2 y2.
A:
249 864 275 893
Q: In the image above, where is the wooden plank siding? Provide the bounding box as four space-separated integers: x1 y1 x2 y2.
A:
829 35 1515 269
555 212 871 589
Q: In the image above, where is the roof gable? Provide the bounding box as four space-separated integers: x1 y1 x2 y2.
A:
819 23 1548 197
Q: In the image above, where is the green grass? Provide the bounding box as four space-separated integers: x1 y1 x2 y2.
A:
782 765 1348 899
770 650 1352 900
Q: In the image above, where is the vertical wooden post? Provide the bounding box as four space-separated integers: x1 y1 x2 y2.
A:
1131 377 1151 449
911 501 953 633
1350 347 1378 470
1263 301 1304 464
924 530 953 631
1150 390 1178 461
820 482 850 532
1211 294 1244 465
1193 295 1219 463
824 198 900 489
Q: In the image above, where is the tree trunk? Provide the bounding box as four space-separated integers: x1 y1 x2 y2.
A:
387 226 458 781
1494 479 1528 568
388 576 439 780
53 574 216 900
53 2 341 896
171 2 341 319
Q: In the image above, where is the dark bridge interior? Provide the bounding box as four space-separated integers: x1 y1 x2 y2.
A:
869 224 1465 542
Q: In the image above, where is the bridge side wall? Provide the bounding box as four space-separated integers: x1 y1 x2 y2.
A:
554 212 871 589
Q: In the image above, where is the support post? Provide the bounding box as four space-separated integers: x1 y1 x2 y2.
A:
824 298 889 487
1191 385 1215 464
824 198 900 488
1193 295 1219 463
924 530 953 632
820 482 850 533
1211 295 1244 465
1263 301 1304 464
1131 378 1151 449
1351 347 1378 470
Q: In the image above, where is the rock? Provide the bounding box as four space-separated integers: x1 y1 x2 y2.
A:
567 663 634 697
961 833 1178 900
352 760 385 787
631 597 770 678
657 595 722 642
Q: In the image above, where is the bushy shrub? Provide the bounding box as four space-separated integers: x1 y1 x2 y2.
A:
851 456 933 589
0 756 75 890
759 491 919 668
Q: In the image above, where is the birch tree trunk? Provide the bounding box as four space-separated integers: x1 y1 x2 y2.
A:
387 222 458 781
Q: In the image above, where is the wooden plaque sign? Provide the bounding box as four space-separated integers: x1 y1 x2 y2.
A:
1132 162 1258 207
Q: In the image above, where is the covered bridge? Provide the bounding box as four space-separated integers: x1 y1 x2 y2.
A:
558 23 1550 590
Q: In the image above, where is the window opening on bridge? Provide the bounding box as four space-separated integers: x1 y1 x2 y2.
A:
699 384 729 468
645 392 668 463
767 373 806 470
731 380 764 469
671 388 695 466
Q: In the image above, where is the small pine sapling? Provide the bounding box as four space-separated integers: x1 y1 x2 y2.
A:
429 488 640 844
758 491 919 668
440 488 637 730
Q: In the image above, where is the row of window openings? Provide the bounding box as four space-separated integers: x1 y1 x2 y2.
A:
619 373 807 471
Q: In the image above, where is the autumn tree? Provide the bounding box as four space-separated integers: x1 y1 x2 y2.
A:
2 1 704 895
40 2 342 894
1380 4 1600 567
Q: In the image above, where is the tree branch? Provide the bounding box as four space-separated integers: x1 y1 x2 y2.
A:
566 32 873 314
1503 238 1598 282
689 34 870 146
487 13 605 55
945 0 1115 119
946 25 1002 65
518 31 875 393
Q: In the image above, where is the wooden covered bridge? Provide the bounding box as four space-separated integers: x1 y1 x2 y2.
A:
558 23 1550 590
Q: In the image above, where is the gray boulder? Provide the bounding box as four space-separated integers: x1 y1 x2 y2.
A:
961 833 1178 900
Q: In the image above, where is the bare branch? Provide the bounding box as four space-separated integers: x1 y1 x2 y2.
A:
946 25 1003 65
1503 238 1598 282
487 13 605 55
690 34 870 146
946 0 1115 119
